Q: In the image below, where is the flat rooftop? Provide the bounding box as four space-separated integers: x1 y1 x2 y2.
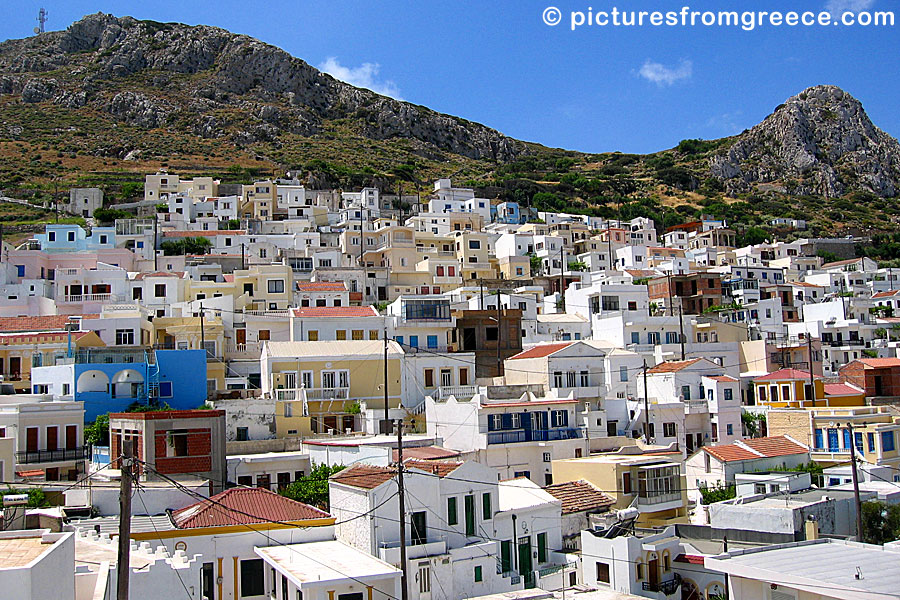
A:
0 535 50 568
706 539 900 599
744 487 862 508
256 540 400 585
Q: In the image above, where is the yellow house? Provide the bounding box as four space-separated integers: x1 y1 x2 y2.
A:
240 180 277 220
0 316 105 391
261 340 403 438
752 368 865 408
767 405 900 470
552 451 689 526
453 231 495 282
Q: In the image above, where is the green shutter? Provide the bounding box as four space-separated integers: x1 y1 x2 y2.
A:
500 540 511 573
474 565 483 582
464 494 476 536
537 532 547 563
482 492 492 520
447 496 458 526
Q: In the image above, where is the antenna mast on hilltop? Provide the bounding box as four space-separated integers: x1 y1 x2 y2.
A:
34 8 48 35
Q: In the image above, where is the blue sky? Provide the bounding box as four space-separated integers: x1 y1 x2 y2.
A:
2 0 898 154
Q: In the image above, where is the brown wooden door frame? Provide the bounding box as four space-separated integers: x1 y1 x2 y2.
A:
46 426 58 451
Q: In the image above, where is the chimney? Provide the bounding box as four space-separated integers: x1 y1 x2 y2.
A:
805 516 819 540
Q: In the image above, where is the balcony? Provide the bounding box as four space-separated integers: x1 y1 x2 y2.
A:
643 574 682 594
378 537 447 563
636 491 682 507
437 385 478 400
487 428 581 445
17 446 89 464
273 387 350 403
685 399 709 413
225 342 262 359
63 293 118 303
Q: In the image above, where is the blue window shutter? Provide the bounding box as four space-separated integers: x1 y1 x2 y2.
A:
814 429 823 449
843 428 852 449
501 414 513 429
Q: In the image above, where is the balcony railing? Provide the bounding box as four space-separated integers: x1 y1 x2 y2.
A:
487 428 581 445
437 385 478 400
636 491 682 506
17 446 89 464
225 342 262 358
685 399 709 413
63 293 118 303
643 574 681 594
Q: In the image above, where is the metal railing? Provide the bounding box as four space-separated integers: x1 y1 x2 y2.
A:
487 428 581 445
636 491 682 506
642 574 681 594
17 446 89 464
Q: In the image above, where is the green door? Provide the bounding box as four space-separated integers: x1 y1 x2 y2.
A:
518 536 534 588
464 494 476 536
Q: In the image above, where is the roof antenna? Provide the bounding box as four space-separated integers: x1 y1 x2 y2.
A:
34 8 48 35
855 567 863 580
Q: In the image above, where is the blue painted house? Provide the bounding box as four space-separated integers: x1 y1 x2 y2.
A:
31 348 207 421
34 224 117 253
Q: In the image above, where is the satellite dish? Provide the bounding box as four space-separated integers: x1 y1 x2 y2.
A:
33 27 41 34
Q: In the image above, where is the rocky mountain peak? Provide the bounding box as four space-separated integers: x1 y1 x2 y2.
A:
710 85 900 197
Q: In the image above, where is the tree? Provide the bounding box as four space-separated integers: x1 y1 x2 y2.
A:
84 414 110 446
160 236 212 256
528 253 543 276
93 207 133 225
699 484 736 505
861 500 900 544
279 463 346 510
737 226 769 247
741 411 764 438
120 182 144 201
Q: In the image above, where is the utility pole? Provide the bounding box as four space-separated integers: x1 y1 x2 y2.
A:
677 303 686 360
847 421 865 542
383 329 390 435
116 438 133 600
839 278 848 320
479 279 485 311
359 206 368 302
496 292 503 378
666 273 674 316
642 359 650 443
807 335 816 407
153 214 158 271
396 419 409 600
559 246 566 311
240 242 245 271
199 302 206 357
606 225 614 271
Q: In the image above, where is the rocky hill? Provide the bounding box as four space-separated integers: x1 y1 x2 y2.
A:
710 85 900 198
0 13 522 162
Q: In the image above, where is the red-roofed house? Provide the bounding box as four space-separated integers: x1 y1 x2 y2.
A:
289 306 385 342
839 357 900 398
753 368 865 408
295 280 350 309
685 435 810 505
640 358 742 451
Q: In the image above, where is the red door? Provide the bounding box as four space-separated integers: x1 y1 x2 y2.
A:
66 425 78 450
26 427 39 452
46 427 58 451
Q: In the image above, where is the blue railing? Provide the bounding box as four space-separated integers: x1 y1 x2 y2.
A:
487 428 581 445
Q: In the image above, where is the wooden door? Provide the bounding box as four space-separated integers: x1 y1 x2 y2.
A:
26 427 38 452
66 425 77 450
46 426 58 451
235 328 247 346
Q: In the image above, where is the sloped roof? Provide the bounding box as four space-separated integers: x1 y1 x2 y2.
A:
647 358 702 374
508 342 573 360
330 464 395 490
405 460 464 477
291 306 378 318
171 487 330 529
704 435 808 463
392 446 460 462
543 480 615 515
133 271 185 280
824 382 864 397
855 358 900 368
754 368 812 382
296 281 347 292
872 290 900 298
705 375 739 382
822 258 863 268
0 315 81 332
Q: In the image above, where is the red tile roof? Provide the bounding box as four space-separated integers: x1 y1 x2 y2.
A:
788 282 823 288
508 342 573 360
704 436 808 463
823 258 863 268
392 446 460 462
292 306 378 318
872 290 900 298
855 358 900 368
296 282 347 292
405 460 464 477
0 315 80 332
674 554 706 565
824 382 864 397
0 330 94 345
647 358 702 374
544 480 614 515
172 487 330 529
753 368 812 382
706 375 738 382
109 410 225 421
330 464 395 490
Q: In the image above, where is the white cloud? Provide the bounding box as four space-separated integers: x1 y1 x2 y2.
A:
318 57 403 100
825 0 875 17
706 111 744 135
637 59 693 87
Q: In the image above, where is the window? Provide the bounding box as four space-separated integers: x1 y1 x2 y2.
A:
236 427 249 441
551 410 569 428
681 385 691 401
630 332 640 344
424 369 435 388
115 329 134 345
553 371 563 387
622 472 632 494
464 494 476 536
167 429 189 457
308 330 318 341
15 265 24 277
427 335 438 349
240 559 265 597
814 428 823 450
158 381 173 398
485 327 498 341
724 388 733 401
755 483 766 494
468 240 481 250
258 329 271 341
620 366 628 382
67 231 75 242
727 424 734 436
267 279 285 294
543 452 552 463
537 532 548 563
448 497 458 525
62 384 70 395
482 492 492 520
596 562 611 584
155 284 166 297
868 432 876 452
474 565 483 582
580 371 590 387
883 431 896 452
336 330 347 341
663 422 676 437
